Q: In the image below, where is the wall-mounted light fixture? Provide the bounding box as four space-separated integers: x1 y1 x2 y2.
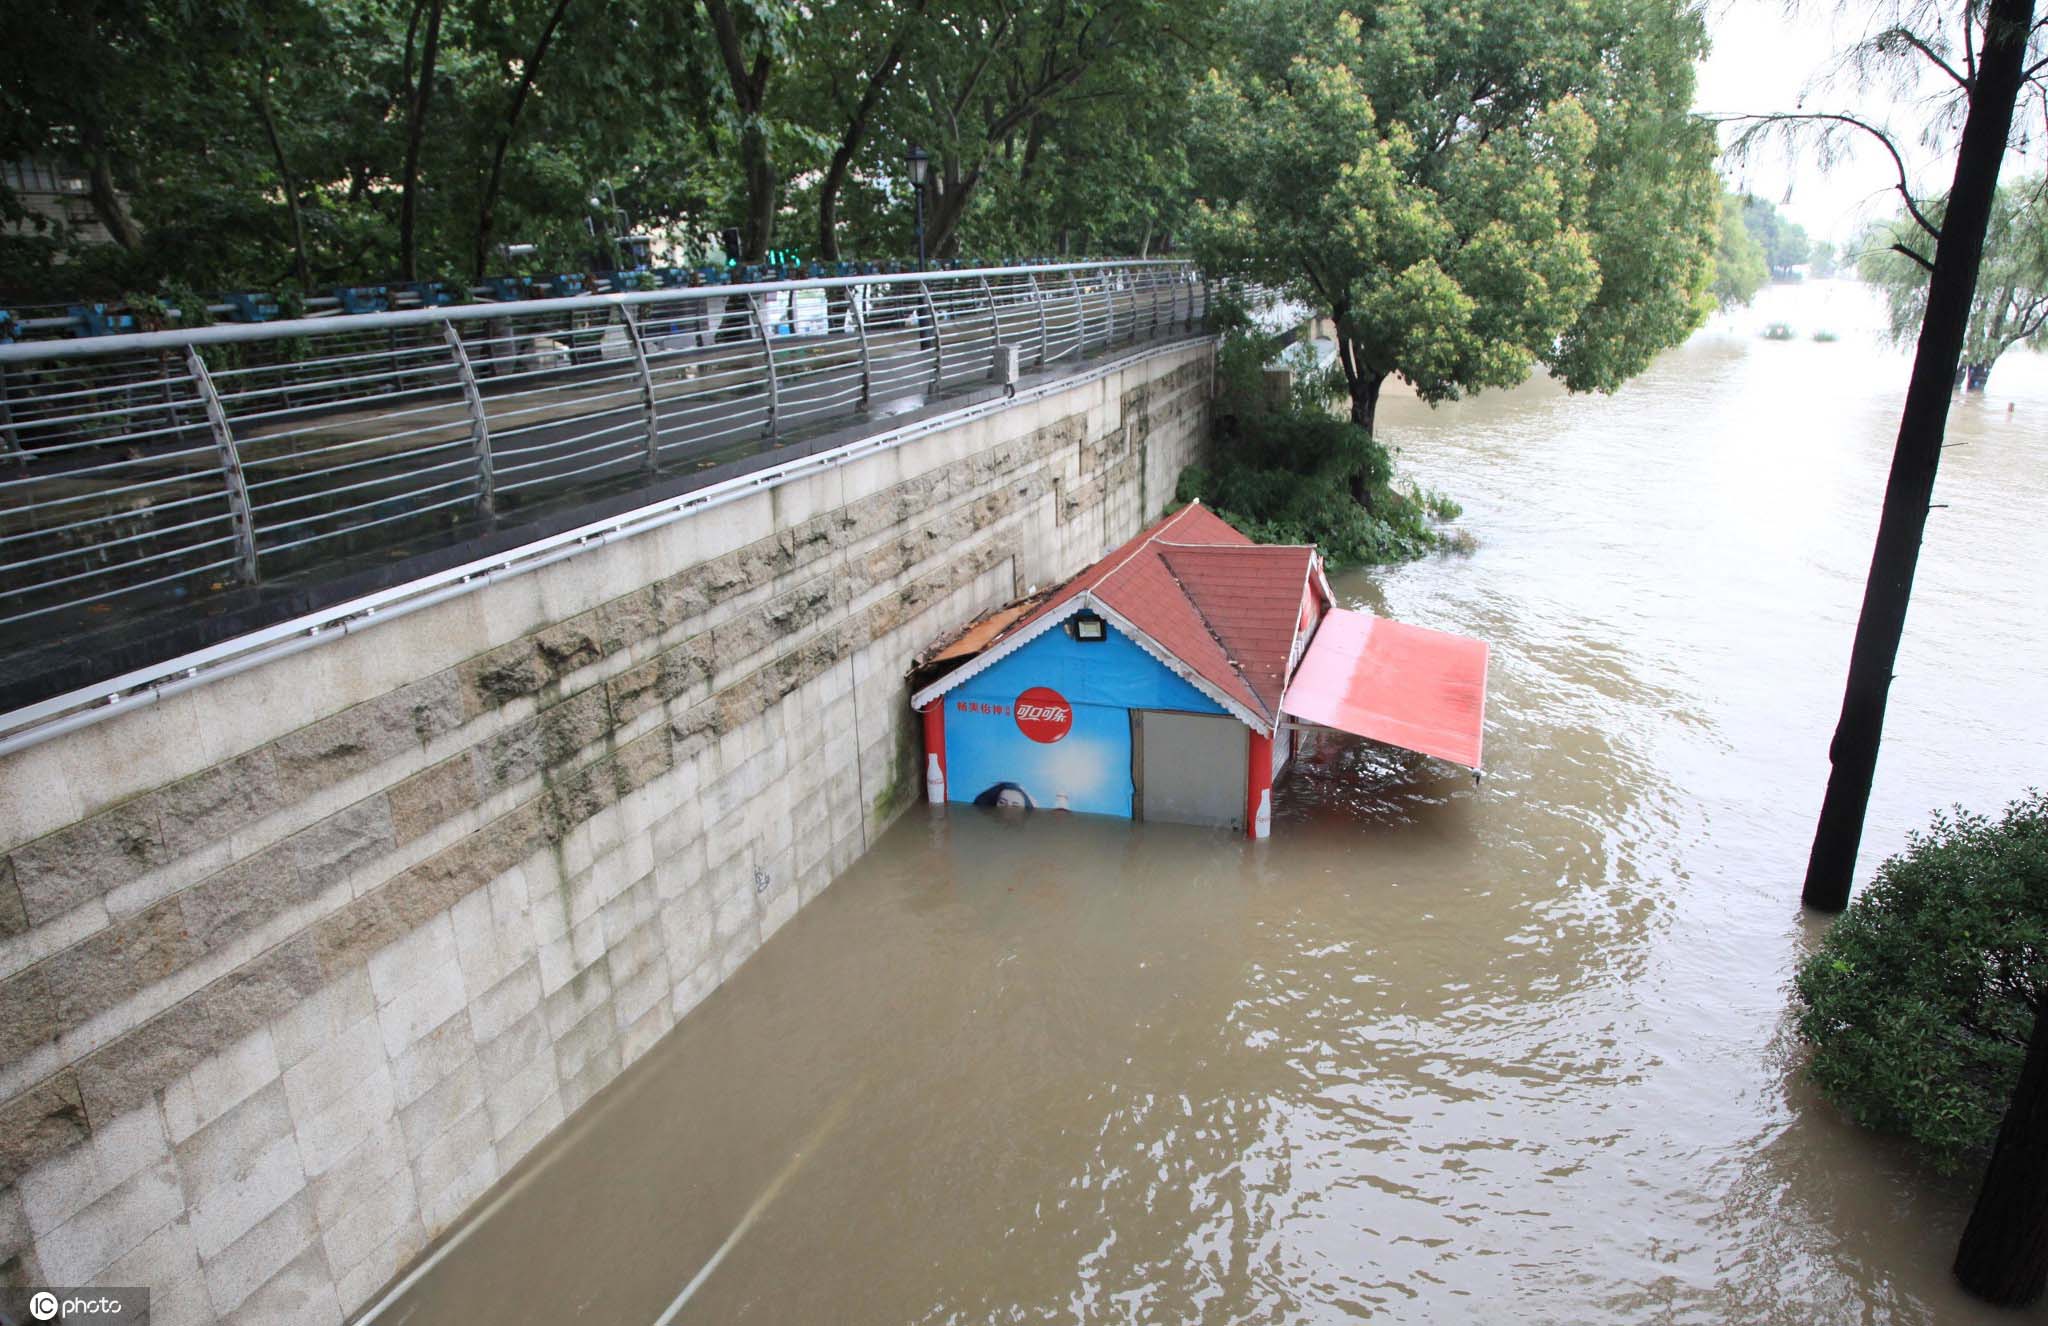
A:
1073 611 1107 642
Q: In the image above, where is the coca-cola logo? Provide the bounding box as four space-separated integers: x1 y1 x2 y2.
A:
1013 686 1073 743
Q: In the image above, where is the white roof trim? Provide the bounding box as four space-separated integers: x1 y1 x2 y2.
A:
1283 553 1315 683
1269 553 1318 729
908 590 1273 734
909 595 1087 711
911 504 1212 712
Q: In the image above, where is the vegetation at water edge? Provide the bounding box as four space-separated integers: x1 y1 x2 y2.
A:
1794 792 2048 1172
1859 176 2048 393
1176 321 1468 567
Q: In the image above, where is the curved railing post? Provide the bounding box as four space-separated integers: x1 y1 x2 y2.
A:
184 346 259 583
1028 272 1050 366
848 287 872 408
617 304 660 474
749 292 780 437
976 273 999 372
0 365 23 477
1071 271 1087 353
919 280 943 393
439 323 495 517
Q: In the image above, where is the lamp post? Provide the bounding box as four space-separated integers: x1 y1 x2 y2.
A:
906 144 930 270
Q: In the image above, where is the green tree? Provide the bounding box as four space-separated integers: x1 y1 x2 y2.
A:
0 0 733 296
1176 318 1462 566
1739 193 1810 277
944 22 1207 259
0 0 1229 294
1795 792 2048 1172
1187 0 1717 503
0 0 156 259
701 0 804 262
1712 190 1769 306
882 0 1206 260
1861 178 2048 391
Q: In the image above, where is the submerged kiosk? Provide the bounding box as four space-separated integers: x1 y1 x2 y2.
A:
908 503 1490 837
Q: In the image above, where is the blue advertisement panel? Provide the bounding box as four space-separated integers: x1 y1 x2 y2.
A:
943 617 1226 818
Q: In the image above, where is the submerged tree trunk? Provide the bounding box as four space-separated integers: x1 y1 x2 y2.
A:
1799 0 2033 912
398 0 445 282
1346 367 1384 509
1956 1008 2048 1305
1965 362 1993 391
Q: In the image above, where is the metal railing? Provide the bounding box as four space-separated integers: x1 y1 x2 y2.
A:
0 260 1211 641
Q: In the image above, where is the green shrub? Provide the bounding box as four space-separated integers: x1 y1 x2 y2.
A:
1178 327 1468 566
1793 791 2048 1171
121 281 213 333
1410 483 1463 523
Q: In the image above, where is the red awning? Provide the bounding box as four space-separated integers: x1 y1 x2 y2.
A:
1281 608 1489 769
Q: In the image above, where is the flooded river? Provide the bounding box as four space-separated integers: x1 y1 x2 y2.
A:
381 280 2048 1324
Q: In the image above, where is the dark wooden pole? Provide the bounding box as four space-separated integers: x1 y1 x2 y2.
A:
1799 0 2034 911
1957 1008 2048 1304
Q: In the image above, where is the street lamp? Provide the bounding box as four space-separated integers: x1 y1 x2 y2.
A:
906 144 930 270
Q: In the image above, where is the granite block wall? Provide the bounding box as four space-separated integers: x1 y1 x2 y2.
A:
0 345 1210 1324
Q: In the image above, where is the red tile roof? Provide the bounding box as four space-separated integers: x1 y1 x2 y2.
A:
1013 503 1317 724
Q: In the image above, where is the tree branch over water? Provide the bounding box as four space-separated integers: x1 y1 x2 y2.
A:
1714 110 1945 240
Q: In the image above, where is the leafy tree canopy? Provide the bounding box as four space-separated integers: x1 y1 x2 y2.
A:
1186 0 1719 442
0 0 1213 300
1712 189 1769 306
1860 176 2048 390
1739 193 1811 277
1794 792 2048 1171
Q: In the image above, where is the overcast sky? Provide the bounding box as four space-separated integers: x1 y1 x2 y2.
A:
1692 0 2043 246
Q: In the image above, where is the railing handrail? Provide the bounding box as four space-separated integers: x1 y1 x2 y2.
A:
0 334 1212 758
0 257 1220 713
0 260 1195 365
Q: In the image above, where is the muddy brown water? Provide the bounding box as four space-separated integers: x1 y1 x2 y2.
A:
375 280 2048 1325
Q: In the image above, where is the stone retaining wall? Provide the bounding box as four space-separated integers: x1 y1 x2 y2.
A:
0 344 1211 1324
